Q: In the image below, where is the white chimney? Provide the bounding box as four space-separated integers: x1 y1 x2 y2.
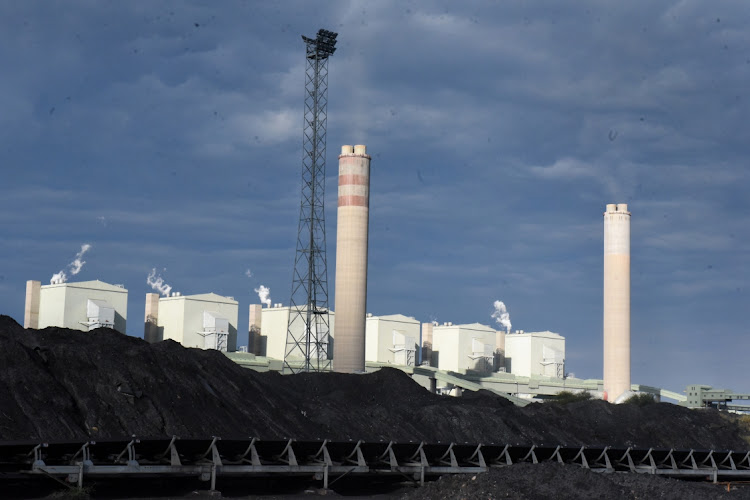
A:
603 203 631 402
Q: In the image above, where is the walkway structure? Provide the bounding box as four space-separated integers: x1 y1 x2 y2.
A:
685 385 750 410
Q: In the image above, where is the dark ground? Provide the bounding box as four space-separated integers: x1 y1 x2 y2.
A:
1 315 749 499
6 466 750 500
405 463 750 499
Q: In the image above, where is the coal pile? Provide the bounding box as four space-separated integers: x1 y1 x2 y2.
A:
404 462 750 500
1 315 749 451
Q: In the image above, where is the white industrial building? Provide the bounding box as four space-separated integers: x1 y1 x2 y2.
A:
504 330 566 378
259 304 335 361
431 323 496 374
365 314 420 366
24 279 128 333
157 293 238 352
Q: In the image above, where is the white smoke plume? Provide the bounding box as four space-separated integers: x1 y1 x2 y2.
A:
491 300 512 333
147 268 172 297
254 285 271 308
50 270 67 284
245 269 253 278
50 244 92 284
69 244 91 275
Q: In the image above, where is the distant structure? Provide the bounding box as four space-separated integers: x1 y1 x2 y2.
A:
504 330 565 378
430 323 496 373
262 303 335 362
156 293 238 352
284 28 338 373
24 279 128 333
144 292 160 343
248 304 263 355
333 145 372 373
495 329 506 371
421 322 435 366
24 280 41 329
365 313 419 366
603 203 631 401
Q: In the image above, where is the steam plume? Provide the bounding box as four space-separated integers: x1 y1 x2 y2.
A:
491 300 512 333
147 268 172 297
254 285 271 308
50 244 92 284
69 244 91 275
50 270 67 284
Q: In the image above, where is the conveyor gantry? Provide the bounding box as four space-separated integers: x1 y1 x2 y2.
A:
1 437 749 492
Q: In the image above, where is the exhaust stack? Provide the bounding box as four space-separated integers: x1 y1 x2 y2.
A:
603 203 631 402
333 145 372 373
144 293 160 343
24 280 41 329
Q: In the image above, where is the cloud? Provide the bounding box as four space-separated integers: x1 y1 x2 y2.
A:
1 1 748 393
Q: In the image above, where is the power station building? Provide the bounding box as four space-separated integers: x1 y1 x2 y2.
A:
504 330 566 378
259 304 336 362
430 323 496 374
365 313 420 366
247 304 263 355
603 203 631 402
24 279 128 333
333 144 372 373
421 322 436 366
495 329 506 372
153 293 238 352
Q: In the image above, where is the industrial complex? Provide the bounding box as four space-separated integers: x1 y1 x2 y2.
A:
148 292 239 352
14 26 740 412
9 200 700 407
23 187 745 410
6 20 750 499
24 279 128 334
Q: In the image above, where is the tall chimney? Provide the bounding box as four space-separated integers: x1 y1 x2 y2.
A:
603 203 631 401
333 144 371 373
248 304 263 355
24 280 41 329
144 293 160 343
421 322 434 366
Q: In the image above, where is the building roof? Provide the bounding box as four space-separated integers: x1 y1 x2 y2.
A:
260 304 335 314
433 322 496 333
506 330 565 340
367 313 419 324
160 292 238 304
41 280 128 293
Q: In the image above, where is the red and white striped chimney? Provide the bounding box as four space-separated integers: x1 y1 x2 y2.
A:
333 145 371 373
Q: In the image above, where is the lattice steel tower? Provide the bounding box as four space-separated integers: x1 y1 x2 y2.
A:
284 29 338 373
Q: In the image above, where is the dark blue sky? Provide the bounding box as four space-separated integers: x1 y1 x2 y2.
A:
1 1 748 393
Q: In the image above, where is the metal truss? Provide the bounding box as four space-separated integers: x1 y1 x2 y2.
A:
284 29 338 374
3 438 749 491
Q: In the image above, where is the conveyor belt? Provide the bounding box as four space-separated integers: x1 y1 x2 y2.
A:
1 438 748 490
